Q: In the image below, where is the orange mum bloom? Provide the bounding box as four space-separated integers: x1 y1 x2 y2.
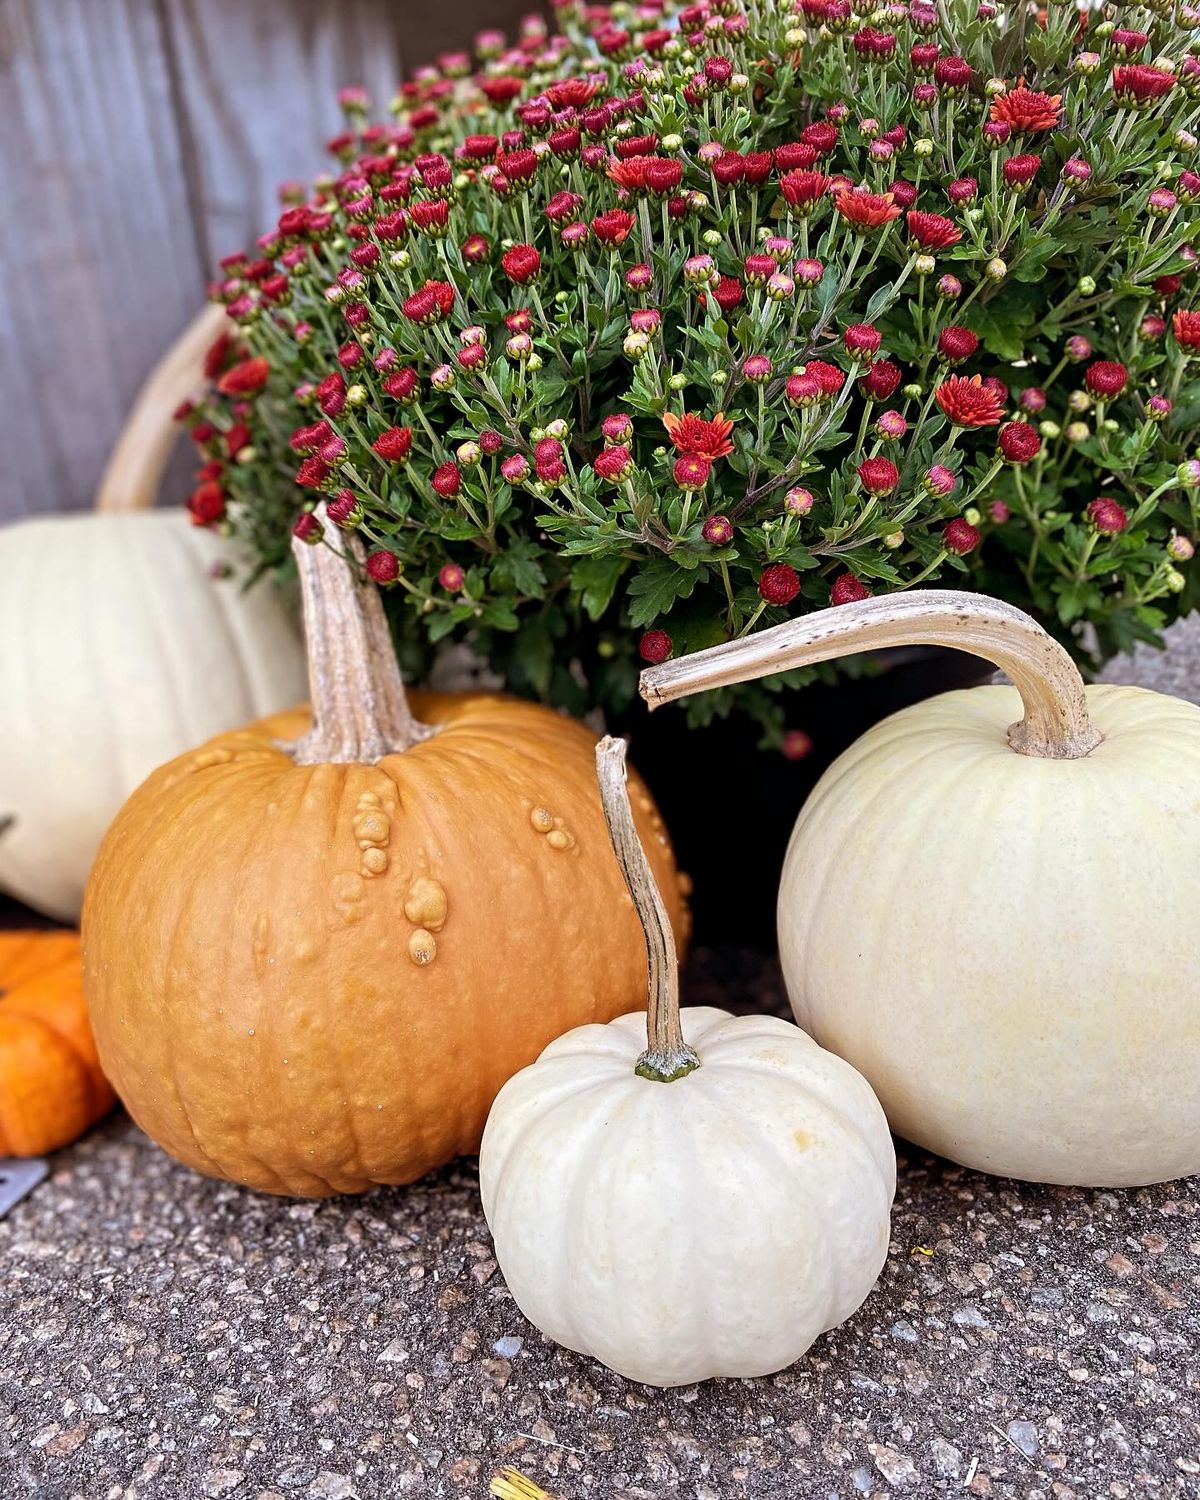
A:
1173 309 1200 348
989 84 1063 132
935 375 1006 428
662 411 735 460
834 187 902 230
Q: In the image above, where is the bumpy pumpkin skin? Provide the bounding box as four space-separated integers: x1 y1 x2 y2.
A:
780 683 1200 1187
0 932 117 1156
82 692 686 1196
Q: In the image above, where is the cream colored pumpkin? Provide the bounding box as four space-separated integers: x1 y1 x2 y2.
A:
0 307 305 921
0 510 306 921
480 739 896 1388
641 590 1200 1188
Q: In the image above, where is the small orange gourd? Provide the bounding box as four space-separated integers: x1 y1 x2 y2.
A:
0 931 117 1156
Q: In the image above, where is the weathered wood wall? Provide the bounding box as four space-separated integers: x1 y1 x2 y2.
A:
0 0 541 522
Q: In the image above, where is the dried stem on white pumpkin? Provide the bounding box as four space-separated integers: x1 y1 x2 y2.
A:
595 736 699 1084
640 590 1101 762
285 503 433 765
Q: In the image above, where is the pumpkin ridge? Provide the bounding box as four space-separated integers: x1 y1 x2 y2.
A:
691 1079 842 1332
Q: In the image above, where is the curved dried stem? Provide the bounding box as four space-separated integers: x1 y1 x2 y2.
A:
640 590 1101 761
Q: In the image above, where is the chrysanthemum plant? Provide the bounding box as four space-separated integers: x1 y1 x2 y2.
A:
185 0 1200 739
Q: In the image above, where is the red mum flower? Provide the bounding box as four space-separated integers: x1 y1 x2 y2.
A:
316 372 346 417
663 411 735 460
372 426 413 463
835 187 902 229
989 85 1062 132
774 142 819 171
1085 360 1128 397
934 56 972 91
1112 64 1175 106
1002 154 1042 187
546 78 597 109
592 208 636 244
780 171 831 210
713 275 744 312
805 360 846 396
938 325 979 363
501 243 542 283
188 482 225 525
830 573 872 605
217 356 269 396
998 421 1042 463
593 445 633 482
639 630 673 665
858 457 900 495
402 279 455 324
644 157 684 194
480 76 524 105
759 563 801 606
1173 310 1200 348
935 374 1005 427
1087 497 1129 534
907 210 962 249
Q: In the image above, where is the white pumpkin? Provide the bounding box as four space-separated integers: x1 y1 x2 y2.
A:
0 509 307 921
640 590 1200 1188
480 738 896 1389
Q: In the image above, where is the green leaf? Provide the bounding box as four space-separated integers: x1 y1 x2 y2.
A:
491 539 547 596
573 554 629 621
625 559 706 627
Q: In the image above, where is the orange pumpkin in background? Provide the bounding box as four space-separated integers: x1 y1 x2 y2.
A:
0 931 116 1156
82 505 686 1197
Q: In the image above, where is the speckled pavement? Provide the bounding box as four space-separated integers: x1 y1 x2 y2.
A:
1 950 1197 1500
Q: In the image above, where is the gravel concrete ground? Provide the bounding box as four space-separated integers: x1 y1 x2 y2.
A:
1 950 1197 1500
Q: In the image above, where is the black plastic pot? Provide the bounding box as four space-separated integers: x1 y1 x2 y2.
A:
621 647 991 949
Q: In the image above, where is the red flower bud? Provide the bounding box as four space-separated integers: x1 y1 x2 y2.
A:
943 518 981 554
860 359 901 400
1084 360 1129 397
366 550 399 584
639 630 673 665
1086 497 1128 534
830 573 872 605
593 445 634 482
293 512 324 545
998 421 1041 463
673 454 712 490
702 514 734 546
1002 153 1041 187
858 457 899 495
843 323 882 357
432 461 462 497
938 325 979 363
438 563 466 592
759 563 801 606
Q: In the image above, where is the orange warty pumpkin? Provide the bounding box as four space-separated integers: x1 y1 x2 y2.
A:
82 507 686 1196
0 931 117 1156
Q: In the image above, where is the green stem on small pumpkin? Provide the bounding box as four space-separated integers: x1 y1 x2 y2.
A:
594 736 699 1084
285 501 434 766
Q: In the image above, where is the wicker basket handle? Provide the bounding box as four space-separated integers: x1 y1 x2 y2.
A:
94 303 228 513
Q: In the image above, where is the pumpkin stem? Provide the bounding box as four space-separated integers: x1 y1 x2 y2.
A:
640 589 1102 762
285 502 433 765
595 736 700 1084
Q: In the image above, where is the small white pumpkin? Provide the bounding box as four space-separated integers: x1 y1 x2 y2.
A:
0 307 305 921
641 590 1200 1188
480 737 896 1389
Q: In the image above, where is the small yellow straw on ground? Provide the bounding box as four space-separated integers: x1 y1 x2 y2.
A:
489 1468 555 1500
